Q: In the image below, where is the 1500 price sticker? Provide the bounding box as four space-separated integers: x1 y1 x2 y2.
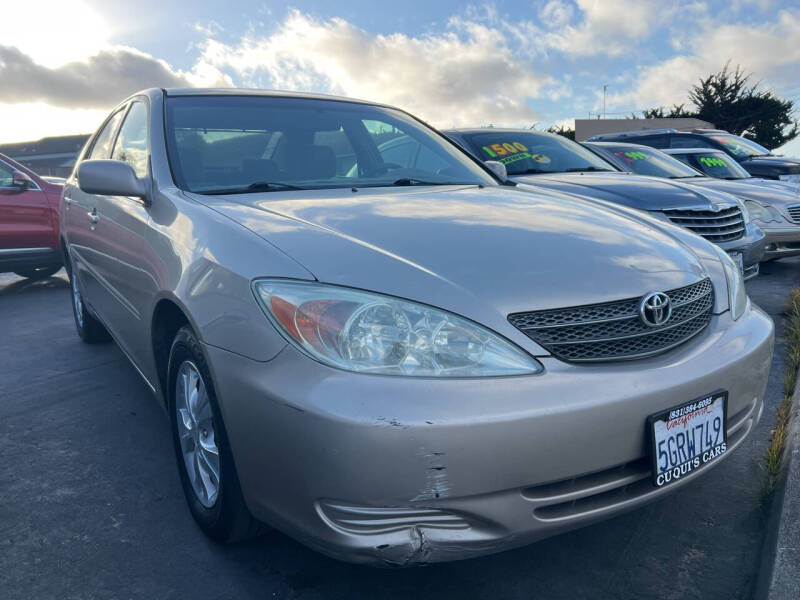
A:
481 142 529 157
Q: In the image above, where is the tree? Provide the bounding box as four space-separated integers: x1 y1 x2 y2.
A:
644 64 798 149
547 124 575 140
641 104 693 119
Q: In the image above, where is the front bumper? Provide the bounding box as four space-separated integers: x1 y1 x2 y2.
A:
757 223 800 260
716 223 766 279
205 304 774 566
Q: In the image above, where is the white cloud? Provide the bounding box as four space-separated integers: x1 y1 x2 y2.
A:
611 8 800 110
193 10 550 128
538 0 575 29
543 0 668 57
0 0 111 67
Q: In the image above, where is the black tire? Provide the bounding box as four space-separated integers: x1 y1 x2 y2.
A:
66 259 110 344
167 326 264 543
14 265 61 279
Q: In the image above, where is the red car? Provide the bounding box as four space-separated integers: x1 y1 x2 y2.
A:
0 152 64 279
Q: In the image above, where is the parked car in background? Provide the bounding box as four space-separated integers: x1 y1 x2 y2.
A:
585 142 800 261
587 128 800 182
61 88 775 566
0 152 64 279
444 129 766 278
663 148 800 194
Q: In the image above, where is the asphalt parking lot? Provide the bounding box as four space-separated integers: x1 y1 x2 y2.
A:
1 259 798 600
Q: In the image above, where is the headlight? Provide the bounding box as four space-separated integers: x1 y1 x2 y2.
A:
712 246 748 320
253 280 543 377
734 199 751 225
743 200 782 223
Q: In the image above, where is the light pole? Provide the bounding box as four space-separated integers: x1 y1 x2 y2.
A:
603 84 608 119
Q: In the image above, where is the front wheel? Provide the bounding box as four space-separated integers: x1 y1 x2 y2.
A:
167 326 264 543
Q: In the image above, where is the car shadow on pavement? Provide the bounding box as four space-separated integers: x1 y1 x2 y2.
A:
0 271 67 298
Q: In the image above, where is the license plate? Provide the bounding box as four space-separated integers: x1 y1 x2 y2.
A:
648 392 728 488
728 252 744 274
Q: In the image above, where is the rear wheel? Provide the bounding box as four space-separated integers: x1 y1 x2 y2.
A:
167 326 264 543
67 260 109 343
14 265 61 279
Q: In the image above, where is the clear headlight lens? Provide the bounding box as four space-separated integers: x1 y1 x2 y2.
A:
713 246 748 320
743 200 782 223
253 280 543 377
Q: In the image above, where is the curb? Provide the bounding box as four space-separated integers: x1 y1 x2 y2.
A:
756 376 800 599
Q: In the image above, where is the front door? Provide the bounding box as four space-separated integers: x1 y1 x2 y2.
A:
88 100 154 367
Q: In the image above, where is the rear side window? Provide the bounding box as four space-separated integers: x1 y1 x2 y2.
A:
112 102 149 177
87 109 125 160
670 136 715 149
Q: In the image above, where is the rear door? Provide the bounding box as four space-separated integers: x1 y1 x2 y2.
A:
0 159 52 251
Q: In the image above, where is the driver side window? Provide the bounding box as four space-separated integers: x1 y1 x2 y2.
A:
112 101 149 178
0 161 14 187
87 109 125 160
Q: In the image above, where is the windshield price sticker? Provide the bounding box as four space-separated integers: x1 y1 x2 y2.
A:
699 156 728 167
481 141 529 158
648 392 727 488
481 141 551 166
500 152 532 165
616 151 650 162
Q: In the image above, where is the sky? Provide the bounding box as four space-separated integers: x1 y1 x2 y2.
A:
1 0 799 154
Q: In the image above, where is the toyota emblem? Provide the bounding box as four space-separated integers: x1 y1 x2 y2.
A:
639 292 672 327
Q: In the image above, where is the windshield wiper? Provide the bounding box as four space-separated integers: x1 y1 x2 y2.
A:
563 167 614 173
391 178 472 186
515 168 548 175
198 181 307 195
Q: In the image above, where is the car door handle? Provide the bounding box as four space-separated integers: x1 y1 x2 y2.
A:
87 209 99 225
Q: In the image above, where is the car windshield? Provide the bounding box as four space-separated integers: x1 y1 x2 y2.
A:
460 131 616 176
164 96 496 193
709 134 771 158
602 145 701 178
672 151 752 179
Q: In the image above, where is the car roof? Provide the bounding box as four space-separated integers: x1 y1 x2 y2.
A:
444 128 560 137
584 141 654 149
160 87 389 108
663 148 727 155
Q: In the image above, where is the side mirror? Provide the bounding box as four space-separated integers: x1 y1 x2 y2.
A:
78 159 147 199
484 160 508 181
11 171 33 190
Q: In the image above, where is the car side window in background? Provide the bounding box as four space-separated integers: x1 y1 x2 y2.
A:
87 109 125 160
670 136 714 149
0 161 15 187
112 102 149 178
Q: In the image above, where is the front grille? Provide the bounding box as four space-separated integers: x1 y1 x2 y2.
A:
662 206 745 242
786 204 800 224
509 279 713 362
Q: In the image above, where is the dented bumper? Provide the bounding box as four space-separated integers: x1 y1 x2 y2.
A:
203 304 773 566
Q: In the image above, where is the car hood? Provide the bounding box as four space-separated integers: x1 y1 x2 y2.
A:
190 185 708 347
741 156 800 171
510 172 738 211
683 178 800 211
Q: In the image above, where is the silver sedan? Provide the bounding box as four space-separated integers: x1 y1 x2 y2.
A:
60 88 774 566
